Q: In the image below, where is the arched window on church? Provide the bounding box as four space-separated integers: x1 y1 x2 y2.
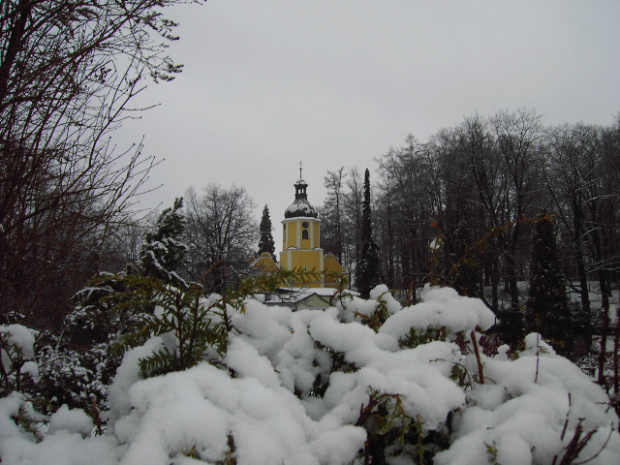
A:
302 229 309 240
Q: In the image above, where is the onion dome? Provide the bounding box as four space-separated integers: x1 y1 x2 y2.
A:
285 179 318 218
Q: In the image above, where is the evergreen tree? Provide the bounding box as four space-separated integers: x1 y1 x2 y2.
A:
525 215 572 354
449 220 480 297
258 205 276 261
139 198 189 289
66 198 190 349
357 169 381 299
28 199 191 413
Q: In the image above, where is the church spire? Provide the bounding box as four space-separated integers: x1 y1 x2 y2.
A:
285 165 318 218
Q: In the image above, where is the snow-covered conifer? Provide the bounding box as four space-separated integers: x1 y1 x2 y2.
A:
138 198 189 289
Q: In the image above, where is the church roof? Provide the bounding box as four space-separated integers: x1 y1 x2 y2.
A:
285 178 318 218
254 287 342 310
285 200 318 218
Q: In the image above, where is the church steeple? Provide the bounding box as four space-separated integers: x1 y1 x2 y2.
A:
277 165 345 289
254 164 345 291
285 163 318 219
294 179 308 200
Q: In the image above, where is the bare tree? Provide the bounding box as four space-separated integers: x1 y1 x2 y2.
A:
1 1 199 325
544 123 620 352
342 167 364 284
545 125 597 318
322 166 345 263
491 109 545 317
375 136 433 290
425 127 485 296
184 185 257 294
320 111 619 353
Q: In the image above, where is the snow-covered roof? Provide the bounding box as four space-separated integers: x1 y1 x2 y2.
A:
254 286 343 309
284 176 318 218
284 199 318 218
279 286 340 297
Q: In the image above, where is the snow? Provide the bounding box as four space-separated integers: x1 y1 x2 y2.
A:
0 324 36 360
48 405 94 436
2 285 620 464
380 285 496 340
0 324 39 386
435 332 620 465
370 284 402 314
112 359 365 465
0 394 119 465
609 303 619 326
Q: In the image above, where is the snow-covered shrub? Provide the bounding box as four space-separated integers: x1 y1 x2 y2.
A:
0 392 118 465
114 268 341 380
0 325 38 397
114 276 227 378
2 284 620 465
24 199 192 415
23 271 155 416
31 341 112 416
435 332 620 465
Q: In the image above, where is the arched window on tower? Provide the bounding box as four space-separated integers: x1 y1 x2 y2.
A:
302 229 309 240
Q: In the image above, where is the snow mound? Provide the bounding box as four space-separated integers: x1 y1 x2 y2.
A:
380 285 496 340
1 286 619 465
1 324 36 360
436 334 620 464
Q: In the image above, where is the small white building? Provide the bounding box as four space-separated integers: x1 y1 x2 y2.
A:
254 287 343 310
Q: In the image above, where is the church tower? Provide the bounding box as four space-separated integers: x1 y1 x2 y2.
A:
280 170 326 287
251 164 344 291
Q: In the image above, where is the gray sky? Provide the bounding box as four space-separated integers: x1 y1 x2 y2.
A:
118 0 620 249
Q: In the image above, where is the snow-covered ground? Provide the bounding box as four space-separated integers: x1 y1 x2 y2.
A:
1 285 619 464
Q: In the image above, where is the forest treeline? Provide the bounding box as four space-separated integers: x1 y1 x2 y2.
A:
0 0 618 361
320 108 620 348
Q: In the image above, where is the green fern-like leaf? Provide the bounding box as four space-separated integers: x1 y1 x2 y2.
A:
398 327 448 349
139 346 183 378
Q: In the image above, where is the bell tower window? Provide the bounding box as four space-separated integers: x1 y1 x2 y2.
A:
302 229 309 240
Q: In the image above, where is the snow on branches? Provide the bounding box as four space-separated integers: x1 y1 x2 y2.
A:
1 285 619 465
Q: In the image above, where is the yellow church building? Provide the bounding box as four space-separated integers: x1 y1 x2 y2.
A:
253 174 344 290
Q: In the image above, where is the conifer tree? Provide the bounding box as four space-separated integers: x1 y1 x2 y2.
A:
357 169 381 299
139 198 189 289
68 197 190 346
449 220 480 297
33 199 190 413
258 205 276 261
525 215 572 354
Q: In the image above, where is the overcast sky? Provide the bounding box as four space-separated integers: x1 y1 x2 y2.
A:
117 0 620 248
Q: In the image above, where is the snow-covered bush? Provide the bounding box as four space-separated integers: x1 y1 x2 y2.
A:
0 324 39 396
0 325 38 397
24 272 154 416
21 199 192 416
31 341 112 417
113 276 228 378
2 285 620 465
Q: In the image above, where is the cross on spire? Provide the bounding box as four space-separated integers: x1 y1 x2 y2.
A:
299 161 303 180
